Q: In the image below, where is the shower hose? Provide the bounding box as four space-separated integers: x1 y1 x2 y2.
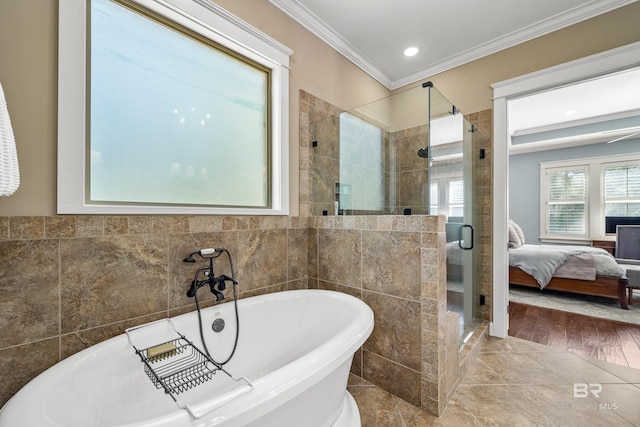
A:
192 248 240 367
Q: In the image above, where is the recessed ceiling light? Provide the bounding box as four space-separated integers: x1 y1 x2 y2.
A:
564 110 576 115
403 47 419 57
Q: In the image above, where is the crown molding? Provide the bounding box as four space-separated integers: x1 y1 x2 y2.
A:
193 0 293 58
270 0 637 90
268 0 392 88
492 41 640 98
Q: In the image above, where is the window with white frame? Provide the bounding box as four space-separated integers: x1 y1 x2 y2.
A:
603 162 640 217
430 176 463 219
58 0 291 215
543 166 587 237
540 154 640 240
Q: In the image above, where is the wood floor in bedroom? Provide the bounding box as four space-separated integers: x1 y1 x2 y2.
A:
508 301 640 369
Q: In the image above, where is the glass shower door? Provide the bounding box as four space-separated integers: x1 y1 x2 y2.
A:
460 117 479 341
427 86 479 342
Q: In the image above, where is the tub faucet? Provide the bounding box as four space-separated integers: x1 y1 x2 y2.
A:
210 286 225 301
207 274 238 300
184 248 236 300
186 265 228 300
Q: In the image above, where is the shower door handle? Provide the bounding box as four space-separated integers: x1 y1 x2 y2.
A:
458 224 474 250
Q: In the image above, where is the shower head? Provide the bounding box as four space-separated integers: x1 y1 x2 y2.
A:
417 147 429 158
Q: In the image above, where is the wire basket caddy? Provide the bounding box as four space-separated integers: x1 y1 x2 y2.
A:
135 333 220 395
125 319 253 419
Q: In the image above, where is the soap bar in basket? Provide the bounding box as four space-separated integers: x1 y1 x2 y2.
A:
147 342 176 362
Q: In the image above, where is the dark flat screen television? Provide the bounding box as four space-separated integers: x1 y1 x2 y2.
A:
605 216 640 234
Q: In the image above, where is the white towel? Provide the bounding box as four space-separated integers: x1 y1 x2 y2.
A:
0 80 19 196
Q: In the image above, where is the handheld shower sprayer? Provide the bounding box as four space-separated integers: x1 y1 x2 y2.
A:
182 246 241 366
183 248 218 263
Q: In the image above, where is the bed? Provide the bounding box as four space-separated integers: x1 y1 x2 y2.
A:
506 220 628 309
509 266 628 309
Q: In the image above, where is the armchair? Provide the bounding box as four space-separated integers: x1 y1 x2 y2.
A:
615 225 640 304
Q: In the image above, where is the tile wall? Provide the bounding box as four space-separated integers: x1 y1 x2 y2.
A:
308 214 453 414
0 215 309 406
468 110 493 323
392 124 430 215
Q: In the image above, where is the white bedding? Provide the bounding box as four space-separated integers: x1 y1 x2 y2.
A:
509 244 624 288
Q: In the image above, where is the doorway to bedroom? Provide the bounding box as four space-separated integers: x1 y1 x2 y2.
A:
492 42 640 367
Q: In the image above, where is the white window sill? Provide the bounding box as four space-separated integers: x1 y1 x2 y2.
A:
539 237 592 245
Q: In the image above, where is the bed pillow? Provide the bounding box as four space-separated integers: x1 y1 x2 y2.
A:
508 222 522 248
510 219 526 245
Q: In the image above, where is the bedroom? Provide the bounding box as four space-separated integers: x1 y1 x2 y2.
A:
505 66 640 354
508 67 640 252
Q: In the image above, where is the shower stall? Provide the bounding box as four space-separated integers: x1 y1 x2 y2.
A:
310 83 488 343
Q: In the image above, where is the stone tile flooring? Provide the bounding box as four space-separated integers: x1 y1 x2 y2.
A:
348 336 640 426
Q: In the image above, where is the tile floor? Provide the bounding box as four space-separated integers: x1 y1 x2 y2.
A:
348 336 640 426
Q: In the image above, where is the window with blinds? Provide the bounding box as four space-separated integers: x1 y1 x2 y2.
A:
429 182 439 215
429 178 462 218
448 179 464 217
544 167 587 236
604 163 640 217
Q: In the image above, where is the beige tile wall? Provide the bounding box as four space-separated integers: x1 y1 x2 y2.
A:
307 215 445 412
0 215 309 406
308 214 480 415
467 110 493 323
393 124 430 215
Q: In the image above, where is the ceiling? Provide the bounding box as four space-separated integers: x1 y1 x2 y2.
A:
269 0 636 89
269 0 640 151
507 67 640 152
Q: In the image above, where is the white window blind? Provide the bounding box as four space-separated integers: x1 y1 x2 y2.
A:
545 168 586 236
429 182 438 215
604 164 640 216
448 179 464 217
540 154 640 240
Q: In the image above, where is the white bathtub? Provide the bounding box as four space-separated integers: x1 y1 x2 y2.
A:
0 289 374 427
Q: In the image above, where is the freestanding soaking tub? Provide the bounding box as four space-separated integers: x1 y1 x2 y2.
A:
0 289 374 427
